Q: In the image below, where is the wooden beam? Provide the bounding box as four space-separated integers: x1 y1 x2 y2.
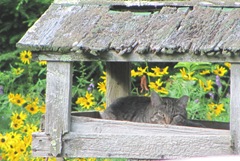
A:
32 117 232 159
72 111 230 130
63 132 231 159
37 52 240 63
54 0 240 8
44 62 73 157
106 62 131 106
230 63 240 154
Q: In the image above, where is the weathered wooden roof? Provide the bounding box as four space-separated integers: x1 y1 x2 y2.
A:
17 0 240 62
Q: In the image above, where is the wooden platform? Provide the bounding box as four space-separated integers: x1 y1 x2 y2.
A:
33 112 232 159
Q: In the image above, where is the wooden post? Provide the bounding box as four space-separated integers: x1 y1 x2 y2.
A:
106 62 131 106
230 63 240 154
45 62 73 157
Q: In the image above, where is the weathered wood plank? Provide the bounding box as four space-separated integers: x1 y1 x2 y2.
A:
45 62 73 156
32 132 51 157
230 63 240 154
145 7 190 54
16 4 78 50
163 6 220 54
108 12 150 55
71 116 230 135
54 0 240 8
62 132 231 159
71 111 229 129
54 5 108 48
199 8 238 54
44 133 231 159
37 51 240 62
106 62 131 106
32 116 232 158
220 9 240 53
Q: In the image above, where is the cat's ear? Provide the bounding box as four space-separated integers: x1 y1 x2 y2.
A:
177 95 189 109
150 91 163 107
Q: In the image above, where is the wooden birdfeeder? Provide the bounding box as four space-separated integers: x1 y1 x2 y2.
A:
17 0 240 159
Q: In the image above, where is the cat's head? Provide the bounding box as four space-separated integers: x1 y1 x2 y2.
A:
149 91 189 125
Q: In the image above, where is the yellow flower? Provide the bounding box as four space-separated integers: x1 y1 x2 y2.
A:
25 96 39 104
199 80 213 91
102 102 106 109
149 79 168 95
22 123 38 135
224 62 231 69
13 67 24 75
97 72 107 95
149 79 163 90
131 69 139 77
213 65 227 77
214 104 225 116
76 92 96 109
1 153 8 161
14 94 26 106
131 67 148 77
180 68 197 81
137 66 148 76
8 93 15 102
87 158 97 161
6 132 21 143
100 71 106 83
23 135 32 148
76 159 87 161
16 140 27 155
5 143 22 161
146 72 155 77
82 99 95 109
208 102 225 116
200 70 210 75
8 93 26 106
97 82 106 95
0 133 8 150
31 157 45 161
38 60 47 66
148 66 169 77
76 97 85 105
159 87 169 95
10 120 24 130
11 111 27 122
20 50 32 64
25 102 39 115
39 104 46 113
85 92 94 101
94 102 106 112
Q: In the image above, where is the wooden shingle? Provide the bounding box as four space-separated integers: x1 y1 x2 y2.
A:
17 1 240 62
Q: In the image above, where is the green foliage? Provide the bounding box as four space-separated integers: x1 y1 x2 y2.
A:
174 62 212 72
131 62 230 122
0 0 53 69
0 0 52 159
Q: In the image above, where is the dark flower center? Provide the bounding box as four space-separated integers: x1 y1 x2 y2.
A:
1 138 5 143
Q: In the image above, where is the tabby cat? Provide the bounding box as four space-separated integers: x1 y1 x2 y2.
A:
101 91 204 127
